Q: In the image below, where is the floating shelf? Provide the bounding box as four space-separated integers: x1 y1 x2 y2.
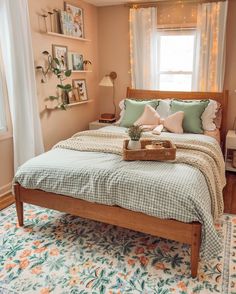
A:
46 32 91 42
72 70 92 73
45 100 93 110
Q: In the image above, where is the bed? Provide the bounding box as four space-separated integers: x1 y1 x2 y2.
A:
14 87 228 278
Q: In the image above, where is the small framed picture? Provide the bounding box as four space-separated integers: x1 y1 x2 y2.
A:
71 53 83 70
68 88 80 103
52 44 68 70
73 79 88 101
64 2 85 38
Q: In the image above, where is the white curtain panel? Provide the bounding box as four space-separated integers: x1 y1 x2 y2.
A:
194 1 228 92
130 7 158 89
0 0 44 171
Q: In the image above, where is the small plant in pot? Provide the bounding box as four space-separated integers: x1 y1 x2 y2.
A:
83 60 92 71
127 125 143 150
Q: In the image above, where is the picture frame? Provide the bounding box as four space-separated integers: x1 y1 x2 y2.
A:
73 79 88 101
52 44 68 70
64 2 85 38
67 52 84 71
59 10 74 36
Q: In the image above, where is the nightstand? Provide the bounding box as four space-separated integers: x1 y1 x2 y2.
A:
225 130 236 172
89 120 115 130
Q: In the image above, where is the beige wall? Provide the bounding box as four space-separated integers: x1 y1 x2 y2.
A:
224 0 236 129
98 3 236 129
30 0 100 150
98 5 130 115
0 0 99 195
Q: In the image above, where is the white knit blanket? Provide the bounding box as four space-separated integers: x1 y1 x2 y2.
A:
54 129 226 220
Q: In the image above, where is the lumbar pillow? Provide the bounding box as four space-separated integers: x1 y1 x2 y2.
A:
170 100 209 134
134 105 160 126
120 99 159 127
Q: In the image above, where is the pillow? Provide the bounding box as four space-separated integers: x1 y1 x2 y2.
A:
134 105 160 126
201 99 218 131
120 99 159 127
170 100 209 134
156 99 171 118
162 111 184 134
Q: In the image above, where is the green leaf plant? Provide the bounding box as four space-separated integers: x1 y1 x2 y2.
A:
36 51 72 110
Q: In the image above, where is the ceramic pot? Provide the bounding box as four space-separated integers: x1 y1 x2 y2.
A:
127 140 141 150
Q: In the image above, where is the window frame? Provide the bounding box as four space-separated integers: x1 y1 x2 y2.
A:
156 28 197 91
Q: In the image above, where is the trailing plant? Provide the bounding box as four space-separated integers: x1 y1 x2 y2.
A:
36 51 72 110
128 125 143 141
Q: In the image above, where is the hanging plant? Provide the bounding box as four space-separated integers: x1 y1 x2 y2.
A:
36 51 72 110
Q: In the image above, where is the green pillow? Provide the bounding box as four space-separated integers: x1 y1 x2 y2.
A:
170 100 209 134
120 99 159 127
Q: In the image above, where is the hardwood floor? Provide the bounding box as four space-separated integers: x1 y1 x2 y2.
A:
1 173 236 214
0 194 15 210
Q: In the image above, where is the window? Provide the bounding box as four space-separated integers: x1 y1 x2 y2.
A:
157 30 196 91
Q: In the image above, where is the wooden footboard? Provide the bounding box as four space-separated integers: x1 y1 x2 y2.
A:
14 183 201 278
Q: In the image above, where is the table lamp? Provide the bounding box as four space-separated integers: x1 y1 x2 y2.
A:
99 71 117 121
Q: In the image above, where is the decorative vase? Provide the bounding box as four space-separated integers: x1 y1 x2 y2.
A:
127 139 141 150
62 91 69 105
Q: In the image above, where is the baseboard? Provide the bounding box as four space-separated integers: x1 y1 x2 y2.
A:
0 183 12 197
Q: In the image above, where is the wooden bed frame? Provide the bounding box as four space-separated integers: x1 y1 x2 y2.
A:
14 87 228 278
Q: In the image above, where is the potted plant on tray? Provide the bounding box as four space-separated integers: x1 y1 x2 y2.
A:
127 125 143 150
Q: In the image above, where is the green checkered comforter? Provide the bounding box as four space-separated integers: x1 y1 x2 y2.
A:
14 126 225 260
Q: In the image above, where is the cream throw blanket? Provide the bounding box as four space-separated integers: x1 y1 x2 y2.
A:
54 130 226 220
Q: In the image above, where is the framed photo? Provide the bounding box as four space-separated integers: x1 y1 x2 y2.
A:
67 52 83 70
73 79 88 101
59 10 73 36
64 2 84 38
72 53 83 70
52 44 68 70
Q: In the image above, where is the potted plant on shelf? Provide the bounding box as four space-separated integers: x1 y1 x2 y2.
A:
127 125 143 150
36 51 72 110
83 60 92 71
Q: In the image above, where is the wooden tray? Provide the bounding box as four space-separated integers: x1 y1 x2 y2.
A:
123 139 176 161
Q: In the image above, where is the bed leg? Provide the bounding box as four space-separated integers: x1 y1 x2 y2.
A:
14 184 24 226
190 222 201 278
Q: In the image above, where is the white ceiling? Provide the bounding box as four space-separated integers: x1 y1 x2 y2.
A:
84 0 149 7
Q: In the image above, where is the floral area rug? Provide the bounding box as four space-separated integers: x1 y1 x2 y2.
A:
0 204 235 294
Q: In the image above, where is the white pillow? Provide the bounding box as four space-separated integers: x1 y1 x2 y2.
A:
201 99 218 131
156 99 171 118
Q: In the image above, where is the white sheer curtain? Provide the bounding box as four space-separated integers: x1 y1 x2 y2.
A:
0 0 44 172
130 7 158 89
194 1 228 92
0 46 7 133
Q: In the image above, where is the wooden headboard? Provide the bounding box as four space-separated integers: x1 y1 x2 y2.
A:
126 87 229 145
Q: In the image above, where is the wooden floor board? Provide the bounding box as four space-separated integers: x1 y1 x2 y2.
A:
0 194 15 210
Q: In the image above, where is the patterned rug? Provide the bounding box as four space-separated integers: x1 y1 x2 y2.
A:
0 204 235 294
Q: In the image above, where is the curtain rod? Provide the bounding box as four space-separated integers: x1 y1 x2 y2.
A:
125 0 226 8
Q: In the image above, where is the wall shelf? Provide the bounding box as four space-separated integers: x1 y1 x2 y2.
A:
46 32 91 42
72 70 92 73
45 100 93 110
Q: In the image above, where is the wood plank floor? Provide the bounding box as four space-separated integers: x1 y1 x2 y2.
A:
0 194 15 210
1 173 236 214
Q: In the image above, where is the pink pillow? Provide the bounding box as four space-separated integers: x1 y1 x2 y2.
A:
161 111 184 134
134 105 160 126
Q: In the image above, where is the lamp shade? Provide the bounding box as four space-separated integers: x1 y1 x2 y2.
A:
99 75 113 87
